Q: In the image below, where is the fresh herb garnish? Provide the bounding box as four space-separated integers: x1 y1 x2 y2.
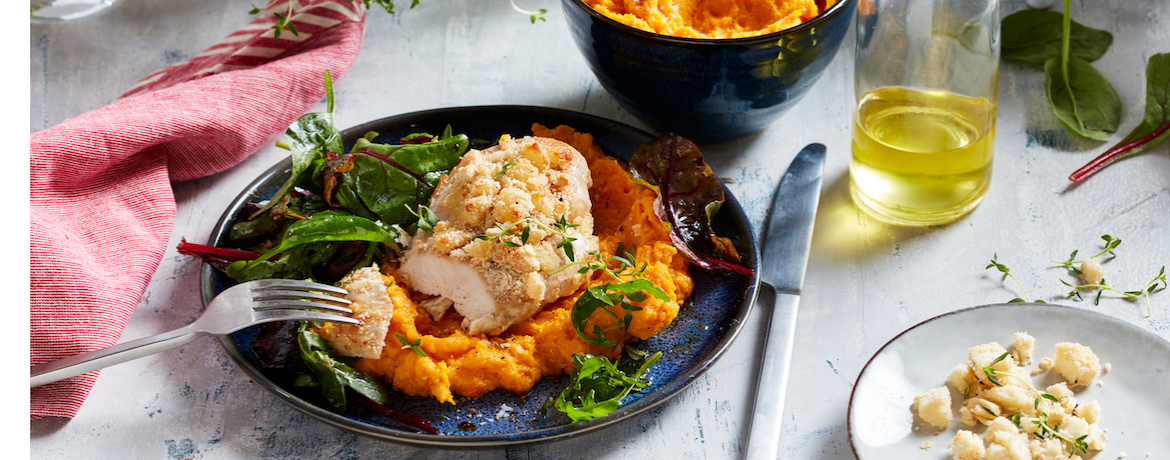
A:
494 161 518 179
405 204 439 234
986 254 1033 303
1052 234 1121 273
980 352 1059 410
394 333 426 357
548 346 661 422
558 245 667 347
509 0 547 23
1061 266 1167 316
1031 412 1091 454
1070 53 1170 181
474 214 581 261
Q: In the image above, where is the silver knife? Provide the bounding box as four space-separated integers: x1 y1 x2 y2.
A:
743 143 826 460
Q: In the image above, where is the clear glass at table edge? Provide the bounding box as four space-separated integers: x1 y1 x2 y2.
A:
851 0 1000 227
31 0 116 22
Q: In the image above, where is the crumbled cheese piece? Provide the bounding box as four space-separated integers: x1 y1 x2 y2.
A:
495 404 514 420
1118 452 1127 459
928 335 1109 460
1012 332 1035 364
1054 342 1101 387
950 430 985 460
920 441 934 450
1080 258 1105 285
913 386 953 429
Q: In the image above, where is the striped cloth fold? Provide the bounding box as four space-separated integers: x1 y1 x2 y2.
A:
30 0 366 419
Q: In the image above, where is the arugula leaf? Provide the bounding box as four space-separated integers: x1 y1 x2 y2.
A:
1002 10 1112 66
1070 53 1170 181
628 134 753 277
550 349 662 422
570 279 668 347
296 323 391 411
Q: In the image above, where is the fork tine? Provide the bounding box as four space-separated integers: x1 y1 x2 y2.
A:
253 290 353 306
253 300 354 314
256 309 361 325
250 279 347 296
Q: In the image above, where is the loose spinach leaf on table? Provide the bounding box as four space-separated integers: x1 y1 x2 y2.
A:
1070 53 1170 181
1002 10 1112 66
1045 54 1122 139
1039 0 1121 140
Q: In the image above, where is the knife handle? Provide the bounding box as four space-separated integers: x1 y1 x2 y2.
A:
743 283 800 460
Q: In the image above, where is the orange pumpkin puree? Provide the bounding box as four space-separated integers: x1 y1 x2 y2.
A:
350 124 694 403
583 0 829 39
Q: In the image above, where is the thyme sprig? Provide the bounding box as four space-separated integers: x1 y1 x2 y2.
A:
394 333 426 357
474 214 581 261
509 0 548 23
986 254 1034 303
980 352 1059 410
1061 266 1167 316
1031 412 1091 454
1052 234 1121 274
558 244 667 348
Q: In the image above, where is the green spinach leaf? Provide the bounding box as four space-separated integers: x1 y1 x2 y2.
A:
296 323 391 411
1044 54 1122 139
1002 10 1112 66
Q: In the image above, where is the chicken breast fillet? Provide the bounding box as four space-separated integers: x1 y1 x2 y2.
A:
398 135 598 335
318 265 394 359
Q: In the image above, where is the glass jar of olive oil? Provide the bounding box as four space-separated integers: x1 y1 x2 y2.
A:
851 0 999 226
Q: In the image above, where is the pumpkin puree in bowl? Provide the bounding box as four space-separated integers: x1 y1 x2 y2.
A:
345 124 694 403
582 0 829 39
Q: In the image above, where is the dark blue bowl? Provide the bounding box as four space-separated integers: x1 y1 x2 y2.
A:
562 0 856 143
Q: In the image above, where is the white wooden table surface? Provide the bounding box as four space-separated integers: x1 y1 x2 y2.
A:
29 0 1170 458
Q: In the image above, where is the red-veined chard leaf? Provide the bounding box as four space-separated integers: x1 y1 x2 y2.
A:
1070 53 1170 181
628 134 754 277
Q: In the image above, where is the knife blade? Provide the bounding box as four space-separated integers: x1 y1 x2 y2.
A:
743 143 826 460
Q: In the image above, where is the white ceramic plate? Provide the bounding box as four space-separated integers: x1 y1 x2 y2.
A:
848 303 1170 459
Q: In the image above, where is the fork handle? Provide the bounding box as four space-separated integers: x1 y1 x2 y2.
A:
31 325 203 388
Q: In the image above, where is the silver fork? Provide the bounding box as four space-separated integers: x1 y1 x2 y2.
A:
30 279 358 388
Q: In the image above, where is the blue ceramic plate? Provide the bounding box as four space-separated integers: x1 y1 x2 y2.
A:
202 106 760 447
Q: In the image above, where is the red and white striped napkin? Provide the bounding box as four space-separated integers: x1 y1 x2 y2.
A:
30 0 366 419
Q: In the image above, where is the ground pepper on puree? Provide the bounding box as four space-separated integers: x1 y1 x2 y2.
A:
582 0 827 39
351 124 694 403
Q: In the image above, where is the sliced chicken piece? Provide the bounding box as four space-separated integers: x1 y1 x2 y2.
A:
398 135 598 335
317 265 394 358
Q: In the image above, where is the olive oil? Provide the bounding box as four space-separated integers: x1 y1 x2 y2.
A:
850 87 995 226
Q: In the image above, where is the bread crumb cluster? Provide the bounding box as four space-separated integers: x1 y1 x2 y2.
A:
911 332 1108 460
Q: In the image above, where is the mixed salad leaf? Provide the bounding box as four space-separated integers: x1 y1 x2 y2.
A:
548 347 662 423
628 134 754 277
